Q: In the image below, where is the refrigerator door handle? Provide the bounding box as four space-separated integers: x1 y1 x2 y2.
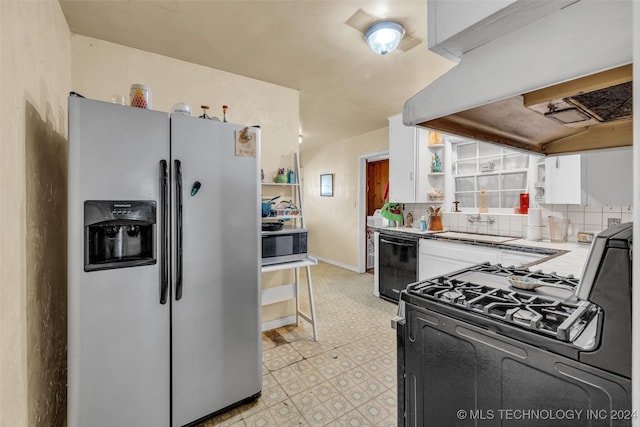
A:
159 160 169 305
175 159 184 301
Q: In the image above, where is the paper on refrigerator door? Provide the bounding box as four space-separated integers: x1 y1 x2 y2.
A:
235 128 256 157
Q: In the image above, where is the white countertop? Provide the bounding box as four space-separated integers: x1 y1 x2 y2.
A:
505 238 591 278
376 226 591 278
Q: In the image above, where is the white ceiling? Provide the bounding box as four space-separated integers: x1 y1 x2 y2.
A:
59 0 454 149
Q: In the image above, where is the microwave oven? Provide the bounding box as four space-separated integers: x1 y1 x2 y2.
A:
261 228 308 265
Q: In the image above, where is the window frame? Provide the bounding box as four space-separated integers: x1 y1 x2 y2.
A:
451 140 536 212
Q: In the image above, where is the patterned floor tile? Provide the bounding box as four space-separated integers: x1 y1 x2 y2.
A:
330 373 357 393
262 373 277 389
342 383 374 408
290 388 325 413
290 339 332 358
195 262 399 427
324 395 355 419
373 389 397 414
357 397 393 425
201 407 244 426
343 367 370 386
242 409 277 427
277 377 308 396
263 356 289 372
262 347 281 361
273 344 298 357
359 377 386 398
302 402 335 426
376 370 397 389
233 396 269 419
266 399 303 422
259 384 288 408
305 381 341 404
315 361 344 380
328 409 374 427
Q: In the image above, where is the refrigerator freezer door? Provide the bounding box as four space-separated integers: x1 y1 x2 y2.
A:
68 97 171 427
170 116 261 426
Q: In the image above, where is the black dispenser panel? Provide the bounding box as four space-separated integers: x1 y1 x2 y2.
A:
84 201 156 272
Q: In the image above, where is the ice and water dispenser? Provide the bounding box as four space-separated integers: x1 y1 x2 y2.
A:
84 201 156 271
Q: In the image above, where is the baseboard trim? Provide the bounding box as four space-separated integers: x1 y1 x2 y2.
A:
309 254 359 273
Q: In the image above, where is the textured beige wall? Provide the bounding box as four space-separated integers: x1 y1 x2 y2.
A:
302 127 389 269
71 36 300 325
71 35 299 179
0 1 71 427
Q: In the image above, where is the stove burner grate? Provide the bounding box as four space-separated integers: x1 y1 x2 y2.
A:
469 263 580 288
407 264 595 342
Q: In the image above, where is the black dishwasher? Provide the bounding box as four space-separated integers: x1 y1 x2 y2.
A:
378 233 418 302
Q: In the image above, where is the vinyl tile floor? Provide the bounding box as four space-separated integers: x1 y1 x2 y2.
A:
198 262 399 427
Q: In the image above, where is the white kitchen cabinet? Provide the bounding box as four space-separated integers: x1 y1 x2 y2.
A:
581 148 633 206
419 239 545 281
544 148 632 206
427 0 577 61
388 114 429 203
419 239 498 280
544 155 582 205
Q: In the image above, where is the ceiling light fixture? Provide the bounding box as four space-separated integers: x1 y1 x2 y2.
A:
365 21 405 56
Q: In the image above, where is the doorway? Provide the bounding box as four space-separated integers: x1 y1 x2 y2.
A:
366 159 389 216
365 159 389 274
357 150 388 274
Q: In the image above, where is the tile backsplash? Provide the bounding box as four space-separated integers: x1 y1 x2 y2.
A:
403 203 633 242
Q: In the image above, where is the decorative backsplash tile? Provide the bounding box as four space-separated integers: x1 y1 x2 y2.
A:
401 203 633 242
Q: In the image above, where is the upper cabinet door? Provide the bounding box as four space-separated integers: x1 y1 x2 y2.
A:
388 114 429 203
544 155 582 205
544 149 633 206
581 148 633 206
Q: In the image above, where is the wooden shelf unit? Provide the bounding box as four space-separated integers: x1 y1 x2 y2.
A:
260 152 318 341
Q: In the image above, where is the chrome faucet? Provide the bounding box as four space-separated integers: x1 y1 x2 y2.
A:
467 214 496 225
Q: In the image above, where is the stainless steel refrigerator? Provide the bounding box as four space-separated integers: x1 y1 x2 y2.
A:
67 96 261 427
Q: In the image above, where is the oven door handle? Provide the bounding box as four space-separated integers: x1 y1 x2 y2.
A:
159 160 169 305
174 159 184 301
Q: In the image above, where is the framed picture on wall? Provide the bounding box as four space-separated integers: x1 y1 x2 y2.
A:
320 174 333 197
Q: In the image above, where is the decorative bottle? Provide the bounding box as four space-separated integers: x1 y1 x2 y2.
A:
420 216 427 231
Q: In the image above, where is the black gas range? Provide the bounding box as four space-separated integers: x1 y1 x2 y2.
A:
394 223 633 426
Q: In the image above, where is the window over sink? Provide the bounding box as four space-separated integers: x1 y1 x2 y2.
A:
452 139 539 210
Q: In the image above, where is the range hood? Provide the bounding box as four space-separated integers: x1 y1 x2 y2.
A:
404 0 633 155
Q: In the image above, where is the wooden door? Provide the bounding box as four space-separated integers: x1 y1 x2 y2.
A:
367 159 389 216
